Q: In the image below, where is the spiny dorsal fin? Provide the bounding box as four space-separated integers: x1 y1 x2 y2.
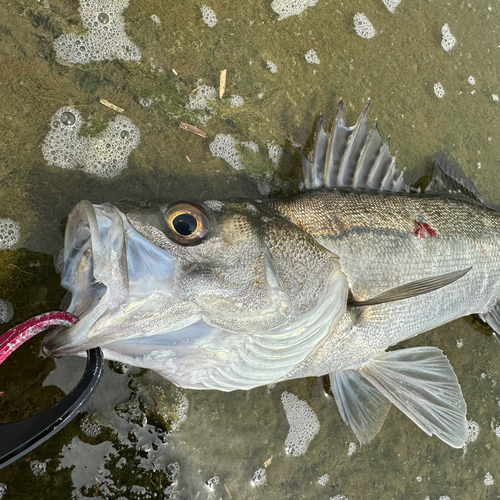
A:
426 152 486 205
300 99 409 193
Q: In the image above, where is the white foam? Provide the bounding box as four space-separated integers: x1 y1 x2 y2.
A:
201 6 217 27
353 13 376 39
382 0 402 13
209 134 244 170
266 60 278 73
230 95 245 108
54 0 141 64
80 414 103 437
271 0 318 20
188 85 217 111
462 419 479 455
434 82 445 99
150 14 160 24
0 300 14 324
317 473 329 485
268 143 283 165
468 76 476 85
441 24 456 51
0 484 6 499
252 467 266 486
42 107 140 178
485 472 494 485
347 441 356 456
30 460 47 477
281 391 320 457
205 476 219 489
0 218 20 250
305 49 320 64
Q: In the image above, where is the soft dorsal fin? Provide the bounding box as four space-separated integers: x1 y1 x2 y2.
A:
425 152 486 205
300 99 409 193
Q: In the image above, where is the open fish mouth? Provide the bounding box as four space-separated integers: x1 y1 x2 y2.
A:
43 200 177 355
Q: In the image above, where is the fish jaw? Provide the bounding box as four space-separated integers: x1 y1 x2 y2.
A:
43 200 186 355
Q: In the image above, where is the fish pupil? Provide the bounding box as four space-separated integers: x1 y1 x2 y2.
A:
173 213 197 236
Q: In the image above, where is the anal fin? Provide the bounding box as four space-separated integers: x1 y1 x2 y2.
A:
361 347 467 448
329 369 391 445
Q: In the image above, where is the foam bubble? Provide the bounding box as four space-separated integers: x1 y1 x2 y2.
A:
353 13 376 39
281 391 320 457
201 6 217 27
305 49 320 64
30 460 47 477
266 60 278 74
54 0 141 64
209 134 244 170
382 0 402 13
188 85 217 111
268 143 283 165
0 484 6 499
485 472 494 485
271 0 318 21
330 496 348 500
230 95 245 108
170 393 189 432
434 82 445 99
240 141 259 152
317 473 329 485
205 476 219 490
347 441 356 456
463 419 479 455
441 24 456 51
252 467 266 486
0 218 20 250
80 414 103 437
468 76 476 85
42 107 140 178
493 94 499 102
0 300 14 324
150 14 160 24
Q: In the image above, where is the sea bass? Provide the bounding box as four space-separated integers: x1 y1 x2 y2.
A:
43 100 500 449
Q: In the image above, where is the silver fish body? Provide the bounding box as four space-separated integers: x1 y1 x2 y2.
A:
271 190 500 373
44 100 500 448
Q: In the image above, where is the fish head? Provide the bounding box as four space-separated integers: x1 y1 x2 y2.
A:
43 198 347 390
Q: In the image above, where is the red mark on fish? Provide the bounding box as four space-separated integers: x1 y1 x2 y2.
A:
413 221 437 238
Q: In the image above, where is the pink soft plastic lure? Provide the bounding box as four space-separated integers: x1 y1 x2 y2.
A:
0 311 78 365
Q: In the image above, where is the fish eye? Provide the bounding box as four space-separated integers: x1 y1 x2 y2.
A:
164 203 211 245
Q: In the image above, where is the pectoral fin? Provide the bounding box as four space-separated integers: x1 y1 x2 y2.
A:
361 347 467 448
329 369 391 444
348 267 472 307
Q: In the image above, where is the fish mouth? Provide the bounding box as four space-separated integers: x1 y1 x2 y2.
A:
43 200 177 356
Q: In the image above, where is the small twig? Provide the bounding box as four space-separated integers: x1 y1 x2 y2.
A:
186 156 191 162
219 69 227 99
179 122 207 138
224 484 233 499
172 68 178 75
99 98 124 113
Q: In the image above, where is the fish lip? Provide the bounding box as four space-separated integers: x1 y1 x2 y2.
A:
43 200 176 357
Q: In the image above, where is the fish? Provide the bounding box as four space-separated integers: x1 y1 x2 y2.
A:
43 99 500 449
